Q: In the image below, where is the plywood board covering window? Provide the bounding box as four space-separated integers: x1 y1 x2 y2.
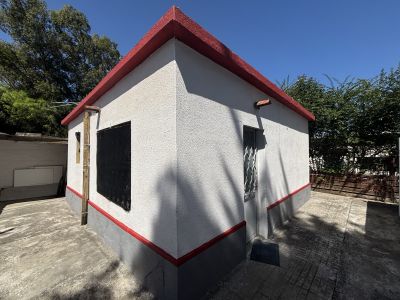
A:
75 132 81 164
97 122 131 211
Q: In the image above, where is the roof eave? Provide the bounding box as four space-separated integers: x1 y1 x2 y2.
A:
61 6 315 126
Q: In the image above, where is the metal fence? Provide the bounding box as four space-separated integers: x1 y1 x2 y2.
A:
311 173 399 203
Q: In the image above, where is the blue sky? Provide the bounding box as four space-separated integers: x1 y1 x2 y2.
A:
2 1 400 86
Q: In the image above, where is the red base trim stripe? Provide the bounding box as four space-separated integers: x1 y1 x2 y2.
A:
267 183 311 210
66 186 178 263
177 220 246 265
66 185 84 199
66 186 245 266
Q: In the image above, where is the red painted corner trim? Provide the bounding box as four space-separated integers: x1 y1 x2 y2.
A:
177 220 246 266
66 186 178 264
65 185 245 266
267 183 311 210
66 185 83 199
87 198 181 264
61 6 314 126
60 7 176 126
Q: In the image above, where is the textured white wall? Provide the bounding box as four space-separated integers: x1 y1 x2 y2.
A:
67 116 83 193
67 40 179 257
66 38 309 258
175 40 309 255
0 140 67 188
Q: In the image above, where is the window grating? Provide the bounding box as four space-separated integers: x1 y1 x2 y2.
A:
97 122 131 211
75 132 81 164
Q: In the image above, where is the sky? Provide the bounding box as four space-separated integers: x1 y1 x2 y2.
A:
2 0 400 86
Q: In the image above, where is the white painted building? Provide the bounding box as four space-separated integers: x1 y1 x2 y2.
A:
63 6 315 299
0 133 67 201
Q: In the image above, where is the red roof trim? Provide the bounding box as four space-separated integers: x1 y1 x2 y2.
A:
66 185 246 266
61 8 176 125
62 6 314 125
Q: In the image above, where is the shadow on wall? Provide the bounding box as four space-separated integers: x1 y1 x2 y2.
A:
90 41 175 118
266 150 297 234
146 107 246 297
258 143 298 235
175 42 308 135
56 41 309 297
133 50 310 296
153 106 244 243
175 44 308 234
144 108 303 296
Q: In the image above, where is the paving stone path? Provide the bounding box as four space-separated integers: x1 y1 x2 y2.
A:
207 192 400 300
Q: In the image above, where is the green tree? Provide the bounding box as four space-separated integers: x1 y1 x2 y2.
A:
282 75 351 172
0 87 64 135
0 0 120 136
282 67 400 174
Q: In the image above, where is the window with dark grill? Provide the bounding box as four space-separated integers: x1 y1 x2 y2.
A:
75 132 81 164
97 122 131 211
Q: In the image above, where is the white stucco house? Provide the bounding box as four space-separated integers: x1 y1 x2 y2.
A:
62 6 315 299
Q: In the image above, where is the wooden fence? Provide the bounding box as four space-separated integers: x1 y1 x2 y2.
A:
310 173 399 203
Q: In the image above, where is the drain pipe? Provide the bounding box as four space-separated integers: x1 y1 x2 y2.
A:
81 105 101 225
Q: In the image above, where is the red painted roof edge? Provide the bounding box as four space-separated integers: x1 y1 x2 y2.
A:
61 7 176 125
61 6 315 125
172 8 315 121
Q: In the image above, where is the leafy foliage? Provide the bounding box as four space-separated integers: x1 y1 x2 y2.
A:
0 87 66 135
282 67 400 174
0 0 120 136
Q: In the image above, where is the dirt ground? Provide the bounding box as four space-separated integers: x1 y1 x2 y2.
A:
0 192 399 299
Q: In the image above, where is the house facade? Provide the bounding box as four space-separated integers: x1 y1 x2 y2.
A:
63 7 314 299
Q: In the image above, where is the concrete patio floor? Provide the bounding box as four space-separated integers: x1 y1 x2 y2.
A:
208 192 400 300
0 198 153 300
0 192 399 299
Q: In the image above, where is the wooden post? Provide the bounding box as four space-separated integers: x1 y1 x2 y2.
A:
82 111 90 225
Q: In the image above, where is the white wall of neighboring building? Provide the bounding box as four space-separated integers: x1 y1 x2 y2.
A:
0 140 67 188
67 39 179 257
175 40 309 256
0 140 67 201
